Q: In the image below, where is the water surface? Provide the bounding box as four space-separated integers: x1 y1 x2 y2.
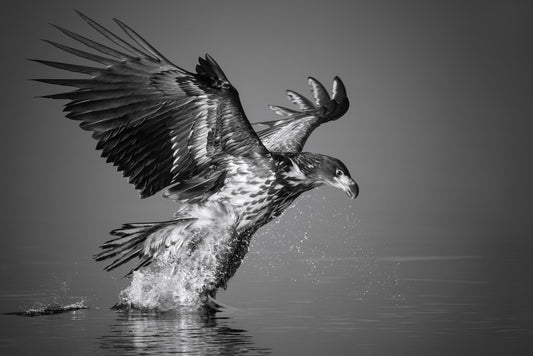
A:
2 251 532 355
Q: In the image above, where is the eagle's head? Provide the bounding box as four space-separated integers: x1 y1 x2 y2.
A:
287 153 359 199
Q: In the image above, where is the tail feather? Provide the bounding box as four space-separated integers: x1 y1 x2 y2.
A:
103 247 144 273
95 202 238 278
94 220 178 275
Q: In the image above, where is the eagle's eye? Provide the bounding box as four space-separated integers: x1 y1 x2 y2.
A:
335 168 344 177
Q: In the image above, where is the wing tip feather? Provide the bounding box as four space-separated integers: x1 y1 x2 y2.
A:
332 76 347 100
73 9 88 20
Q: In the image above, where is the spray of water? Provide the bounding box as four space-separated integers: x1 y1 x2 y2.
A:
116 203 237 311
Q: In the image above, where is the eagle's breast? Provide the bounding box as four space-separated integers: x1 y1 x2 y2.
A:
209 156 292 230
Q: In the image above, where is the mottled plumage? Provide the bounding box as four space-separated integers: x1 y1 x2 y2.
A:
36 12 359 308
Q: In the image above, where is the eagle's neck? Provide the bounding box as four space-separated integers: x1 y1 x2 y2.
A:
278 152 323 192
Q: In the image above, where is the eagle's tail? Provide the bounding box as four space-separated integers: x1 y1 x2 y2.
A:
93 219 193 276
94 202 238 278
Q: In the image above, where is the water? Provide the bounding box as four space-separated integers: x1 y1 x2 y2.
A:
1 253 532 355
1 199 532 355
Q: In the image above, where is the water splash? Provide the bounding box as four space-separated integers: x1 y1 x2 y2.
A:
118 255 219 311
116 203 237 311
6 298 88 317
248 194 363 280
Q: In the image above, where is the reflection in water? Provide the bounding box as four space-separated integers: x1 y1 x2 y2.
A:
99 310 270 355
1 255 532 355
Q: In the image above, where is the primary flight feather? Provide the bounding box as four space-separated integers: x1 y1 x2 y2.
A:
35 11 359 309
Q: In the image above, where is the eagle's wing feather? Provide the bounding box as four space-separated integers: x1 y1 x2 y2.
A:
35 12 267 198
253 77 349 153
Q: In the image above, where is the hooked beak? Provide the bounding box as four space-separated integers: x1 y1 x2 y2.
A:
332 176 359 199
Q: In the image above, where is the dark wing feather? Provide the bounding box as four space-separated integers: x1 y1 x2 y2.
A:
253 77 349 153
35 12 267 198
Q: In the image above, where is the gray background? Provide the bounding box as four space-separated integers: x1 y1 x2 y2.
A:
1 0 532 353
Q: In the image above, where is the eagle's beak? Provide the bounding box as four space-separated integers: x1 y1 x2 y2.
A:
332 176 359 199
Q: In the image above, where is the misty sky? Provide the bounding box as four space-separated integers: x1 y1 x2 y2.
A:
1 0 532 298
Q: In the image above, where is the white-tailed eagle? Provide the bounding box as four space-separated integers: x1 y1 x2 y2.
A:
34 11 358 309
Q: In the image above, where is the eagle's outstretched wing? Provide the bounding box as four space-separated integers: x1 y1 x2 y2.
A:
34 11 267 198
253 77 349 153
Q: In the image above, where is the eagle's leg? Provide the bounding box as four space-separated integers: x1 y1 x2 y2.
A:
199 229 255 311
219 229 255 289
199 282 220 311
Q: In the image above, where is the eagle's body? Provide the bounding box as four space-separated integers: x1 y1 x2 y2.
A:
36 12 359 309
207 154 309 229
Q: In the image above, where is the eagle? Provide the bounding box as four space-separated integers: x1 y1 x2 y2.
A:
34 12 359 310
